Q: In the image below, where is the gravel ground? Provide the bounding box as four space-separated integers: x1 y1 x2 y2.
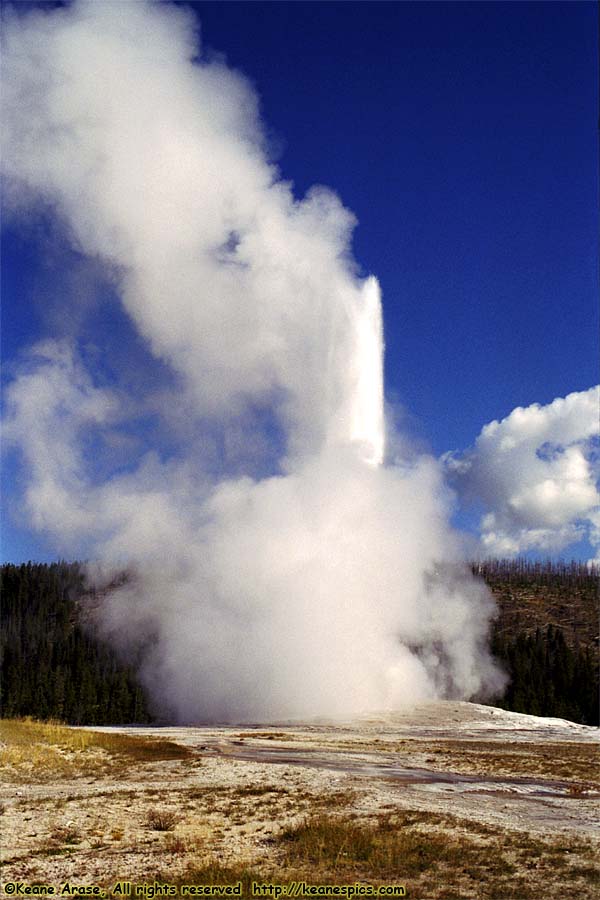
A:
1 701 598 890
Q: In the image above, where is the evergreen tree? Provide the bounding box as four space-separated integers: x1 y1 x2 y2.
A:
0 562 152 724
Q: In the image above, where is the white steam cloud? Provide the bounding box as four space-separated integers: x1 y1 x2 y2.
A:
2 0 504 721
445 387 600 559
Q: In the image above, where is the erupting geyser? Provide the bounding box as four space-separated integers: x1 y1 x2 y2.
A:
2 0 505 722
348 277 385 467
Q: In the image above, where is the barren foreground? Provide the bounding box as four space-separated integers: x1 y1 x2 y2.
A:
1 702 599 899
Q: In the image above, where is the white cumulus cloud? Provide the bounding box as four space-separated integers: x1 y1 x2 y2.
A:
445 387 600 557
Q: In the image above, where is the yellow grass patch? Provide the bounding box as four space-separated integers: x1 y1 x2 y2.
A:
0 717 195 781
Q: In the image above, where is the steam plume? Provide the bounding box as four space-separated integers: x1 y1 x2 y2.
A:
2 0 504 721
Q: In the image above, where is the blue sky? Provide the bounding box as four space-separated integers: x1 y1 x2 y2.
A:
2 0 598 563
185 0 598 449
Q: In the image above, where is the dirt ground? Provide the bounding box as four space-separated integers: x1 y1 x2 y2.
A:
1 702 599 898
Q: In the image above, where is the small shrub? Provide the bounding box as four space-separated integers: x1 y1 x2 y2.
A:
49 824 80 845
164 834 187 854
146 808 178 831
231 785 289 798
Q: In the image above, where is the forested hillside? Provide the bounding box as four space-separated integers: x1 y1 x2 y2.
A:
478 559 599 725
1 560 598 725
476 558 598 650
0 562 151 724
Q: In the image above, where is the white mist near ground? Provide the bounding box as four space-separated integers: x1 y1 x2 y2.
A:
2 0 504 721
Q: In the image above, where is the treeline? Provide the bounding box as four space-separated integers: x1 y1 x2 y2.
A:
473 557 598 587
0 562 152 724
1 560 598 725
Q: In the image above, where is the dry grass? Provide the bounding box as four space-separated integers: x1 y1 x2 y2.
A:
0 718 194 781
419 739 600 785
279 813 487 881
164 834 188 855
130 807 600 899
157 863 267 896
236 732 294 741
353 737 600 787
48 824 80 844
225 731 600 789
274 811 600 898
230 785 291 798
182 783 353 824
3 718 598 898
146 808 179 831
36 824 82 858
